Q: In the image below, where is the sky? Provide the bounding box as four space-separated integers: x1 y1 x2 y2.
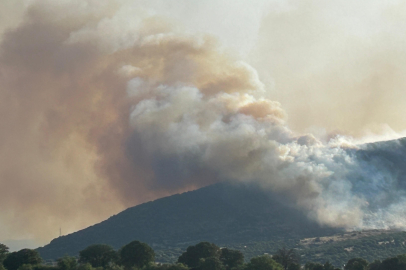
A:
1 0 406 250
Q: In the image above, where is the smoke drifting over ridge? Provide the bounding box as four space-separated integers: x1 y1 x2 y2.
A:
1 0 406 243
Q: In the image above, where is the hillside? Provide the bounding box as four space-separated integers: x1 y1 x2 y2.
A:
37 182 340 261
218 229 406 267
298 230 406 266
37 137 406 265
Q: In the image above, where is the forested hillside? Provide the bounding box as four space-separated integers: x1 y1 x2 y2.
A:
37 182 340 261
37 138 406 265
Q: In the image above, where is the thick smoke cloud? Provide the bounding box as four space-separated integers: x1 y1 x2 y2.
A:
0 0 406 245
250 0 406 136
0 0 272 242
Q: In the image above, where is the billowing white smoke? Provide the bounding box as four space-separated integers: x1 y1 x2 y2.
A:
124 52 406 229
1 0 406 244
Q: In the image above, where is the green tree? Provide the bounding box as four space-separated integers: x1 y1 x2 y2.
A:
33 265 58 270
220 248 244 269
344 258 368 270
245 255 283 270
3 249 42 270
76 263 92 270
304 261 340 270
143 263 188 270
304 262 324 270
166 264 189 270
367 260 381 270
79 244 117 268
379 255 406 270
380 257 399 270
0 244 9 263
177 242 221 268
272 248 300 270
323 261 335 270
197 257 225 270
142 262 159 270
57 256 77 270
18 265 33 270
119 240 154 269
104 263 123 270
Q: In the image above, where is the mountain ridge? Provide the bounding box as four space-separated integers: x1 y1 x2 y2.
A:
37 137 406 263
37 181 341 261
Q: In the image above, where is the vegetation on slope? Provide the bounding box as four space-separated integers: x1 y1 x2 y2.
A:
37 182 340 260
5 239 406 270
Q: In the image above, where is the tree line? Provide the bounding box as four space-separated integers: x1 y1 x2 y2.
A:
1 241 406 270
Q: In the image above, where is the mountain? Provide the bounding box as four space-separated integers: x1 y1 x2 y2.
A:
354 137 406 188
37 137 406 264
37 182 340 261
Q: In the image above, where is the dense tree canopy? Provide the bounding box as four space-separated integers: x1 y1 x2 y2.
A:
245 255 283 270
177 242 221 268
17 265 33 270
119 240 154 269
272 248 300 270
305 262 324 270
57 256 77 270
367 260 381 270
0 244 9 263
196 257 224 270
219 248 244 269
144 263 188 270
3 249 42 270
4 239 406 270
322 261 335 270
79 244 117 268
305 261 339 270
344 258 368 270
76 263 93 270
378 254 406 270
165 264 189 270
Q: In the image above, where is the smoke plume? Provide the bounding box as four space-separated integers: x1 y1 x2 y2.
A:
0 0 406 244
250 0 406 136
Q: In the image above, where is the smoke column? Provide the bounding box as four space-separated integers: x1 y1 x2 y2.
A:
0 0 406 244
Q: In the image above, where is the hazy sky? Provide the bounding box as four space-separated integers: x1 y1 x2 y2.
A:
1 0 406 248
